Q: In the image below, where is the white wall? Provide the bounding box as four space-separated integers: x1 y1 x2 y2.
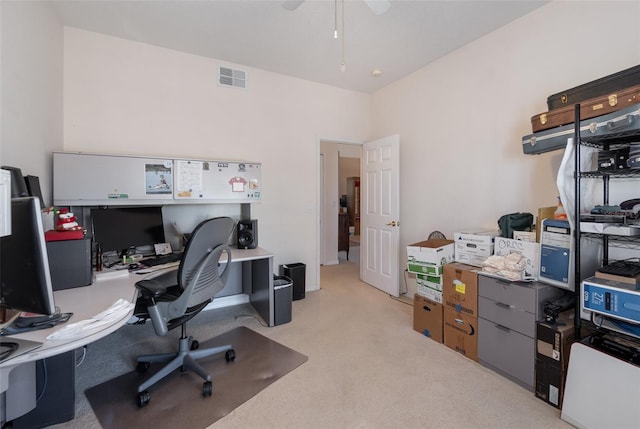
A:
63 28 372 290
0 1 63 206
371 0 640 296
4 1 639 297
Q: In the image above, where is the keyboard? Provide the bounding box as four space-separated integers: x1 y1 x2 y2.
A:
134 261 180 274
0 337 42 363
142 253 182 267
598 260 640 277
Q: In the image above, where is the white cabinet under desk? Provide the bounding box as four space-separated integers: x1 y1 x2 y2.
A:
477 274 564 390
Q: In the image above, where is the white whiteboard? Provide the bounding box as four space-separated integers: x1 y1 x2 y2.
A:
53 152 262 206
53 152 175 206
173 160 261 202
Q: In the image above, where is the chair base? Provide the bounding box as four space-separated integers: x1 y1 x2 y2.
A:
136 335 234 394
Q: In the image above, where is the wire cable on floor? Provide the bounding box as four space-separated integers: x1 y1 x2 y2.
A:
389 269 413 306
234 314 268 327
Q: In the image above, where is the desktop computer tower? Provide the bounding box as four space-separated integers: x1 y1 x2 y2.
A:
538 219 600 291
11 350 76 429
46 237 92 290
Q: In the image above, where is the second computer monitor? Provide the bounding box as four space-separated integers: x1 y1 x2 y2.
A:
90 206 165 256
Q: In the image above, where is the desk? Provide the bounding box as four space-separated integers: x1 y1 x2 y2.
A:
0 246 274 424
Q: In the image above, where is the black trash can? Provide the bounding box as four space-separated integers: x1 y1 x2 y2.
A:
282 263 306 301
273 275 293 326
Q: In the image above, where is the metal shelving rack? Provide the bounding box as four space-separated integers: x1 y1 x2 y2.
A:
573 104 640 339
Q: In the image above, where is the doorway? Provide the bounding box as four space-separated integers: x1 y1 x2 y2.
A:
318 135 401 296
318 140 361 270
338 158 360 264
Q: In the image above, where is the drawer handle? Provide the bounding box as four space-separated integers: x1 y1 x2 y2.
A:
495 302 511 310
495 324 511 332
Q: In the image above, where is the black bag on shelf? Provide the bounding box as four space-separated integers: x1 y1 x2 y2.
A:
497 212 534 239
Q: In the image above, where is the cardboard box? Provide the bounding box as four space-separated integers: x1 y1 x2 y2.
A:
454 241 494 267
443 263 478 318
413 293 444 343
416 273 443 303
453 230 500 245
453 230 498 266
407 239 455 275
416 273 442 291
493 237 541 280
407 263 446 276
514 231 536 242
443 307 478 361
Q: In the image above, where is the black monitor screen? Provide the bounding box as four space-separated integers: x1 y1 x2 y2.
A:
0 197 56 315
90 206 165 254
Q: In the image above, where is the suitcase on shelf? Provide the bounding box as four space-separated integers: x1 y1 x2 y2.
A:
532 85 640 133
547 64 640 110
522 103 640 155
522 122 574 155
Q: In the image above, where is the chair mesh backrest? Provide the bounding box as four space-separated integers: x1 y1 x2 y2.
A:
178 217 234 308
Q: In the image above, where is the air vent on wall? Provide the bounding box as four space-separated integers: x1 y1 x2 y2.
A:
218 67 246 89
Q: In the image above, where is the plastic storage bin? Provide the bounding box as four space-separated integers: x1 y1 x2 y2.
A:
283 263 306 301
273 275 293 326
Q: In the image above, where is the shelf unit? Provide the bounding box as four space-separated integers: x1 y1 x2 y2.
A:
573 104 640 339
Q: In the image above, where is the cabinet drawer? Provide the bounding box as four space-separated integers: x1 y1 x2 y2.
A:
478 296 536 337
478 317 535 390
478 275 537 313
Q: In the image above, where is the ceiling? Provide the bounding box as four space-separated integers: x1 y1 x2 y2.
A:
51 0 548 93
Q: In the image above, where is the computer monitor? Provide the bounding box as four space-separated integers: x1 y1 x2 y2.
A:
0 197 56 315
90 206 165 256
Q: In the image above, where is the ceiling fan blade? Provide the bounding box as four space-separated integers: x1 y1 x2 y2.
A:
364 0 391 15
282 0 305 11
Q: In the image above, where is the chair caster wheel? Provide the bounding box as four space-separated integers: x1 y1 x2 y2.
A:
137 390 151 408
190 340 200 350
136 362 151 373
225 349 236 362
202 381 213 397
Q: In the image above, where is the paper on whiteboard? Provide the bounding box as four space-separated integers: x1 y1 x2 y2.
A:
175 160 203 193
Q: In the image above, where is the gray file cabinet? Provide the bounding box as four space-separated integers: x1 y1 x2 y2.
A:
478 274 564 390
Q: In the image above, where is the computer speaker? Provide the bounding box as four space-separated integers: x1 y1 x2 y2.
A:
237 219 258 249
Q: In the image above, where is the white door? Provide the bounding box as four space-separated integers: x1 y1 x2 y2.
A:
361 135 400 296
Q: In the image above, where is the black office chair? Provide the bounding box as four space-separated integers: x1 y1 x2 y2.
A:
133 216 235 408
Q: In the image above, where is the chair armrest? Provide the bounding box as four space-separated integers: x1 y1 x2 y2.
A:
135 278 168 298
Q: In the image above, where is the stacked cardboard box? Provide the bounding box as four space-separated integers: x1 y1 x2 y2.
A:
407 239 455 303
535 310 575 408
453 230 499 267
442 263 479 361
413 293 444 343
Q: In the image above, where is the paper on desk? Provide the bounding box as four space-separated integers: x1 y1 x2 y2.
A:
46 299 134 340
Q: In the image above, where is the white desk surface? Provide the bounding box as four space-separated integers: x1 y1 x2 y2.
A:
0 246 273 377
